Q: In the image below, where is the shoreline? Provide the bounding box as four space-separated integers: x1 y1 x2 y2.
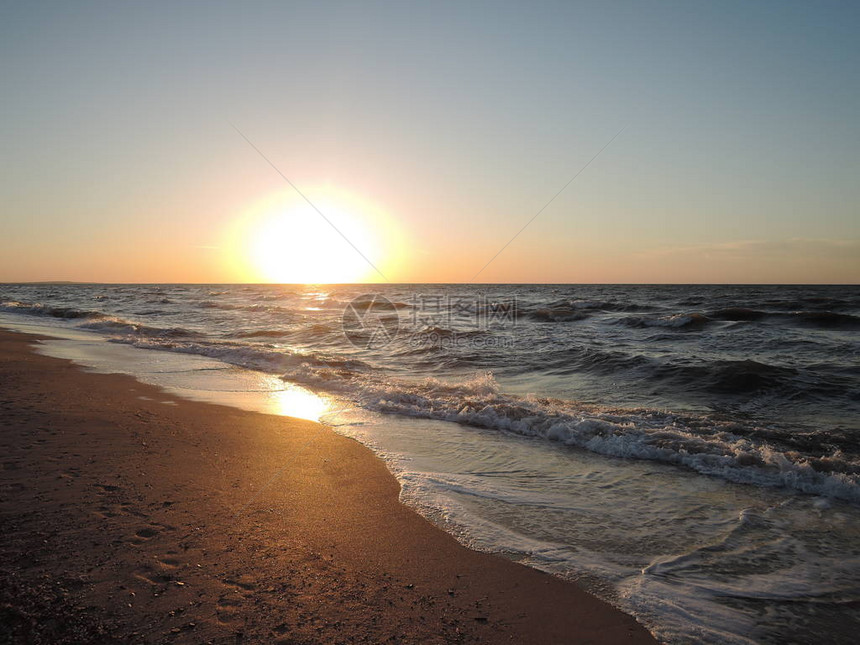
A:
0 329 655 643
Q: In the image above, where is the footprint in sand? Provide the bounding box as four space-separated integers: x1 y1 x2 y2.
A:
222 575 256 592
128 521 176 545
91 507 113 520
215 597 241 625
120 503 146 518
133 564 182 588
133 567 163 586
157 555 182 570
272 624 296 644
93 503 145 521
128 525 160 545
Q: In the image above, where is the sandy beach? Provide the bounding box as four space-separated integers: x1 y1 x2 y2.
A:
0 328 654 644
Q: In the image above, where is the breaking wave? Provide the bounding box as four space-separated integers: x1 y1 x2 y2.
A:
348 373 860 503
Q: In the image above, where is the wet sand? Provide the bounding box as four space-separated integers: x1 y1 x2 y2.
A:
0 328 655 644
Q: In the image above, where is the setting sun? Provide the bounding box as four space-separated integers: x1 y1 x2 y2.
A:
250 205 377 283
226 190 397 283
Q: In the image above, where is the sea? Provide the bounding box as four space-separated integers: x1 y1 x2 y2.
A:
1 283 858 644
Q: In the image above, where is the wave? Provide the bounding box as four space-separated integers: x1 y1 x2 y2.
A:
197 300 299 316
79 317 200 340
526 299 648 318
413 326 488 339
106 335 373 379
230 329 294 339
527 295 655 321
541 346 652 375
620 313 712 329
342 373 860 503
787 311 860 329
1 300 105 320
0 301 203 340
200 300 279 312
653 359 800 395
360 374 860 502
530 308 589 322
641 506 860 605
348 298 412 311
761 297 858 311
613 309 860 331
227 326 339 341
709 307 768 321
535 347 835 400
199 300 241 310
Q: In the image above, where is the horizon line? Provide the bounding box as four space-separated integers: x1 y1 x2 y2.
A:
2 281 858 287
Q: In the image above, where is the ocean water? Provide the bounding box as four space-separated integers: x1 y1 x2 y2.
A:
1 283 859 643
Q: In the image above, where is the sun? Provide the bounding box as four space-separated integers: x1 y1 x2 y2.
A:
228 190 393 284
250 204 377 283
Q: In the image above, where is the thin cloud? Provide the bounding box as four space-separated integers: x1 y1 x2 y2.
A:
637 238 860 259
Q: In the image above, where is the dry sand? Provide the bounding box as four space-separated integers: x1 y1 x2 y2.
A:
0 329 655 644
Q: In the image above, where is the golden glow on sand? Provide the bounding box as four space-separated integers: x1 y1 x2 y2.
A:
267 383 330 421
225 189 402 284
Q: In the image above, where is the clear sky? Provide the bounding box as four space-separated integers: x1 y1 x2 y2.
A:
1 0 858 283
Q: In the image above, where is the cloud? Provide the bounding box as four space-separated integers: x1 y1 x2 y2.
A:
638 238 860 259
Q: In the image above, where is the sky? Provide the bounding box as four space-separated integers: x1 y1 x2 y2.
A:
1 0 858 283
